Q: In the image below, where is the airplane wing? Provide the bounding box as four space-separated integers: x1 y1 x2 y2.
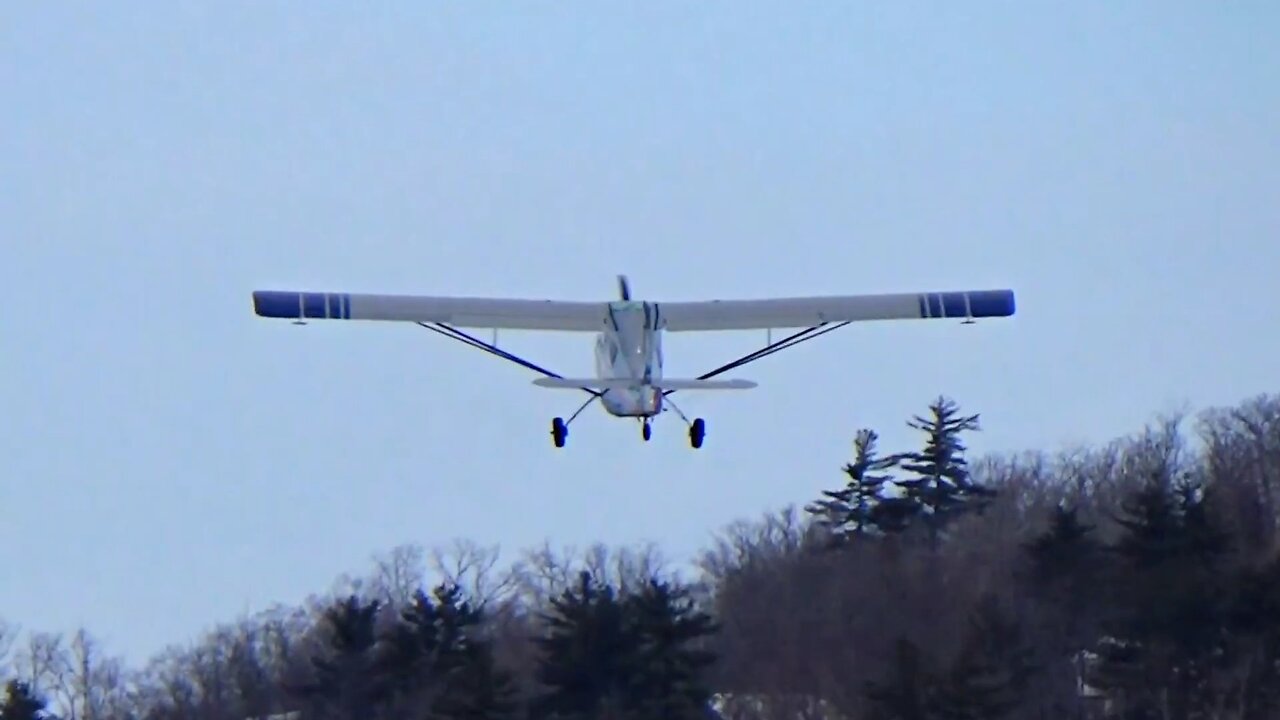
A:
252 290 609 331
657 289 1015 331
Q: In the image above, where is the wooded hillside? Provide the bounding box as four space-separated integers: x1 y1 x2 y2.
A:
5 392 1280 720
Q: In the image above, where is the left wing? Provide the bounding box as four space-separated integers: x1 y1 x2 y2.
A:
252 290 609 331
657 289 1015 331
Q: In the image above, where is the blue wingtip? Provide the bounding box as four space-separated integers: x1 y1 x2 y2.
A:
253 290 295 318
973 289 1015 317
252 290 352 319
920 289 1015 319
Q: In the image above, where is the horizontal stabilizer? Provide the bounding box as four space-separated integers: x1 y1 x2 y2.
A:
532 377 756 390
654 378 757 390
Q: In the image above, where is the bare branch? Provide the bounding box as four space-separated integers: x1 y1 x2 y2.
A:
0 617 18 679
428 538 518 606
369 543 427 607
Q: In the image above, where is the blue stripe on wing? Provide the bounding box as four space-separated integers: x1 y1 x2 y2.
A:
252 290 354 319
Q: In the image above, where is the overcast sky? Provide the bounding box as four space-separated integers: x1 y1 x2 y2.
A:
3 2 1277 663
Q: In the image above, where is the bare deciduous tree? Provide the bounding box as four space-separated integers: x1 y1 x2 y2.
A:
14 631 65 700
0 618 18 680
369 543 427 607
428 538 518 607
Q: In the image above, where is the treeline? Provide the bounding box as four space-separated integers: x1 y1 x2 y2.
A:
4 393 1280 719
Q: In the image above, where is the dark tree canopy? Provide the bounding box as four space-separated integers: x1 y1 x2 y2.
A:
289 595 384 719
10 393 1280 720
531 570 717 720
0 681 49 720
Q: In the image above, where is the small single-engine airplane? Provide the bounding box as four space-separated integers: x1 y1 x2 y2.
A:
252 276 1014 448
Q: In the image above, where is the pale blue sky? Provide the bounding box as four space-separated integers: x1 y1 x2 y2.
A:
2 2 1277 663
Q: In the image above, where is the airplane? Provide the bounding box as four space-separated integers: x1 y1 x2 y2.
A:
251 276 1015 448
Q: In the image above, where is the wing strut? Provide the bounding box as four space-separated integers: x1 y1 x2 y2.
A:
664 321 850 396
415 321 601 398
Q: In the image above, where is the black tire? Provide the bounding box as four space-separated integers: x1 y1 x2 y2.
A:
551 418 567 448
689 418 705 448
642 422 652 441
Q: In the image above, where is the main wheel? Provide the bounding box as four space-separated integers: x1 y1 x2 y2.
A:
551 417 567 448
642 421 652 441
689 418 705 449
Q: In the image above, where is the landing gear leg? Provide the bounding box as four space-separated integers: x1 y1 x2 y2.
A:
662 395 706 449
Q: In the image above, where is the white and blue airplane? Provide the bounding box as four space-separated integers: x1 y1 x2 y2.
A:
252 276 1015 448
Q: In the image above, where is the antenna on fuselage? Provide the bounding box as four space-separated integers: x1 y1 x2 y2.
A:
617 274 631 301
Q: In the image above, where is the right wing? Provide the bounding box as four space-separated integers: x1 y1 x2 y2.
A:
252 290 609 331
657 289 1015 331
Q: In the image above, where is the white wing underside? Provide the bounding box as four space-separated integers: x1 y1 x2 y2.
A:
253 291 608 331
252 289 1014 331
659 294 920 331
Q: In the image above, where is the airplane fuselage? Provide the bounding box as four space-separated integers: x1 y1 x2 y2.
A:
593 301 664 417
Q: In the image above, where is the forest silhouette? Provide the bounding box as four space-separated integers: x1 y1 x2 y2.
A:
5 392 1280 720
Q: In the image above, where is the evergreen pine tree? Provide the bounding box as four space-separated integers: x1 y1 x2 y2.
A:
933 595 1036 720
624 578 718 719
806 429 903 544
374 587 443 710
1090 475 1235 718
290 595 384 720
1110 477 1184 569
228 632 275 719
1086 478 1183 716
893 397 994 549
374 583 518 720
1109 477 1232 646
429 584 519 720
431 645 519 720
1174 477 1233 566
1226 555 1280 715
0 680 49 720
1023 505 1103 589
1018 504 1107 717
869 492 927 538
531 571 638 720
861 637 940 720
1021 505 1108 636
532 571 719 720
